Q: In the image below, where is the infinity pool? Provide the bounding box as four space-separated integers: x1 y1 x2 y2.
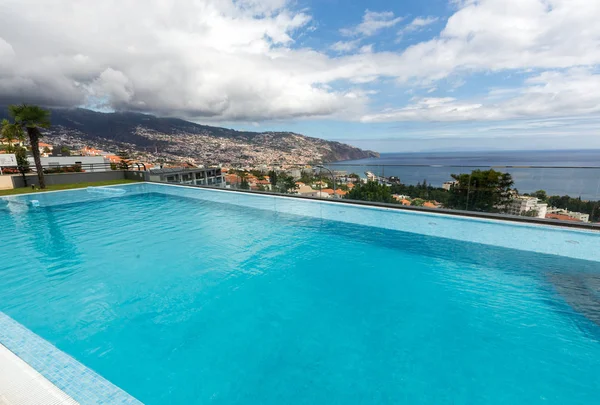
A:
1 183 599 404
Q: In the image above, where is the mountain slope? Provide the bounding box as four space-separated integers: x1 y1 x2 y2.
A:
1 107 378 163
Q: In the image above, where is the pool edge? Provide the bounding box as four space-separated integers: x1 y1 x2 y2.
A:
0 312 143 405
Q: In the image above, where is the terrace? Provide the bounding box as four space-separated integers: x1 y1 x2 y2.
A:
1 170 599 404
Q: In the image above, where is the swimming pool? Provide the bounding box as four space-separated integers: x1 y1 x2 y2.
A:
1 183 599 404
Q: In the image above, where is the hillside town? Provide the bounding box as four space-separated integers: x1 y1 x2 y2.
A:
27 119 376 167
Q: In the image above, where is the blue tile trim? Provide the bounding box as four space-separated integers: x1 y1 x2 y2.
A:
0 312 143 405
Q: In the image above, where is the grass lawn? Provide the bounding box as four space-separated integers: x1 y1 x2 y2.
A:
0 179 140 196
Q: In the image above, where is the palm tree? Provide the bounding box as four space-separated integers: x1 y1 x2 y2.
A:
1 118 25 153
8 104 51 189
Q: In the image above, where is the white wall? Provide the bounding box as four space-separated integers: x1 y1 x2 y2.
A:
28 156 109 172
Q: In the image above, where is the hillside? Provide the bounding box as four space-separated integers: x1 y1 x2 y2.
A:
1 107 379 164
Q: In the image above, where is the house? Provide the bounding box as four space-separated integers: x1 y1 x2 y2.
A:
80 146 103 156
546 213 583 222
148 167 224 187
442 181 458 191
393 194 409 201
546 208 590 223
39 142 53 157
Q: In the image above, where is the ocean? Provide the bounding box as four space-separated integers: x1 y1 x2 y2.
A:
328 150 600 200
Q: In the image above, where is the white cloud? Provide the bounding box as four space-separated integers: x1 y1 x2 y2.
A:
401 16 439 33
362 68 600 122
340 10 404 37
393 0 600 83
0 0 369 119
0 0 599 126
330 40 361 53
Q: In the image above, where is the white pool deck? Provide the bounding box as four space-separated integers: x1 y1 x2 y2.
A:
0 343 78 405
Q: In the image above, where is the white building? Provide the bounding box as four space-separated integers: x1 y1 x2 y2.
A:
546 208 590 223
296 185 331 198
507 196 548 218
148 167 224 187
442 181 458 191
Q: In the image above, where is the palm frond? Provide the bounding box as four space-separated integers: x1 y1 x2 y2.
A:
9 104 51 129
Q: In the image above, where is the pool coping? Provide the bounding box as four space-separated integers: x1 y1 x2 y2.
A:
0 342 79 405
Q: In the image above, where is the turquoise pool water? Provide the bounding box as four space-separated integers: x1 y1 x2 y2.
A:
1 185 599 404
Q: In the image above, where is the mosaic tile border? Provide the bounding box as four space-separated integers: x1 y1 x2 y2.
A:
0 312 143 405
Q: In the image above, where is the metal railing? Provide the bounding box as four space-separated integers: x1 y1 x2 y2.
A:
184 163 600 228
1 161 147 175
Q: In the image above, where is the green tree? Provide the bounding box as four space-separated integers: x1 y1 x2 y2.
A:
412 198 425 207
446 169 514 213
240 178 250 190
15 146 30 187
116 150 131 170
277 174 297 194
8 104 51 189
1 118 25 153
268 170 278 186
345 181 396 204
60 146 71 156
533 190 548 202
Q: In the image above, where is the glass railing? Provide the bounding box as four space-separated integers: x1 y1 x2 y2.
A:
164 163 600 227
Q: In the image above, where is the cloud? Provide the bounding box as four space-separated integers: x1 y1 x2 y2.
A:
0 0 599 126
392 0 600 83
361 68 600 122
0 0 369 120
401 16 439 33
340 10 404 37
330 40 361 53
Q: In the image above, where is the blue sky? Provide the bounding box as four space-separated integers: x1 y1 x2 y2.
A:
1 0 600 152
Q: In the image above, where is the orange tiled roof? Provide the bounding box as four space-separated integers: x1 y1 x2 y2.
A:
104 155 122 162
401 199 411 206
546 213 582 222
423 202 437 208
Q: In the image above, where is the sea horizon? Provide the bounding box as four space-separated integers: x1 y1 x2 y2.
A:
329 149 600 199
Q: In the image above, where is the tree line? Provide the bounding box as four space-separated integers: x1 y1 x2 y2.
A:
344 169 600 221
